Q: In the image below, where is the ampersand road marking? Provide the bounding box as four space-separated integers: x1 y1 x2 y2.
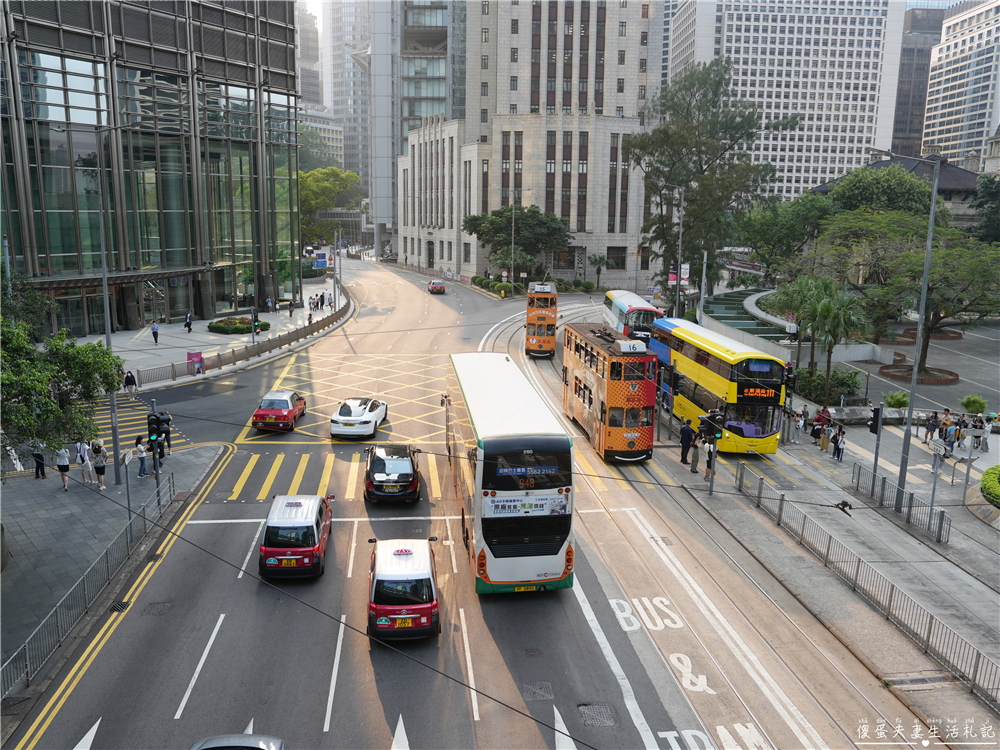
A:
669 652 716 694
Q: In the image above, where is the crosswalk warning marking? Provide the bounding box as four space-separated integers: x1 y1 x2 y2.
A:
427 453 442 499
230 454 260 500
257 454 285 501
346 453 361 501
287 454 311 495
318 454 336 498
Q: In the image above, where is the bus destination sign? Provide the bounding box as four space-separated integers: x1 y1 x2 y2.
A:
739 385 779 401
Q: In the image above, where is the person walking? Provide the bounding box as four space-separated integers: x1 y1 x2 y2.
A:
184 309 193 333
288 300 294 318
956 414 968 450
703 440 715 481
135 435 148 478
55 446 70 490
679 419 694 464
32 449 46 479
162 411 173 456
91 440 109 490
265 296 273 314
689 434 701 474
124 371 138 400
944 422 958 456
834 426 846 462
981 416 992 453
923 411 940 444
151 320 159 346
794 411 804 444
76 439 94 484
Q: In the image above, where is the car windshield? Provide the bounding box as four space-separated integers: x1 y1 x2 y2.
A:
372 457 413 476
263 525 315 548
373 578 434 605
260 398 291 410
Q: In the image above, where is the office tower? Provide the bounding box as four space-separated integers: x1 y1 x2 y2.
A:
1 1 299 335
301 106 345 167
669 0 905 198
296 2 322 106
922 0 1000 170
322 0 371 183
662 1 677 79
891 7 945 157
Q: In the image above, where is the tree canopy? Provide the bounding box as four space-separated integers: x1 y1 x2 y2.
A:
297 124 342 173
970 173 1000 244
827 162 951 225
462 204 571 275
299 166 361 245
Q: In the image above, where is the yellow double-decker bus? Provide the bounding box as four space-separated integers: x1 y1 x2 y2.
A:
649 318 786 455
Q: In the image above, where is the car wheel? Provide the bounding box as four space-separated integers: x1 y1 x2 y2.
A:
318 555 325 577
382 408 388 423
370 422 378 439
289 420 295 432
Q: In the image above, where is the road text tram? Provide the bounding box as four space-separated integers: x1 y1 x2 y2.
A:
650 318 785 455
526 282 558 357
602 289 664 341
561 324 657 462
446 352 575 593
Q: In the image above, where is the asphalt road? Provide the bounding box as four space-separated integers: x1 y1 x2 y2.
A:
9 262 926 750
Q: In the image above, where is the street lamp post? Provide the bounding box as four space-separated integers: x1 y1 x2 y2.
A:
870 149 941 509
661 183 686 317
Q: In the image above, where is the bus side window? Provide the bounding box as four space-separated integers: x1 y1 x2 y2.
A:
600 402 607 424
528 297 535 308
563 366 568 385
547 324 556 336
610 361 623 380
588 390 593 408
646 361 656 380
527 323 536 335
641 406 654 427
608 407 624 427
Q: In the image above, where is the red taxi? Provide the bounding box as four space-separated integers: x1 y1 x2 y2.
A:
252 389 307 432
367 538 440 640
258 494 333 578
427 279 445 294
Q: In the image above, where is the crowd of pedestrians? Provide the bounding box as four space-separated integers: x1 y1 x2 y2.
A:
923 409 993 457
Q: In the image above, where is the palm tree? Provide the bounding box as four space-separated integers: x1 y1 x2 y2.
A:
816 289 870 403
588 254 616 291
779 276 818 370
803 277 838 374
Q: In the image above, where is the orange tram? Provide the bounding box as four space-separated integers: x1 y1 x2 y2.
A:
525 282 557 357
561 323 658 462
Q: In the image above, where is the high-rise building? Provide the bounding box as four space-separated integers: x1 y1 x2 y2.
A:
296 2 322 107
301 105 345 167
661 1 677 79
921 0 1000 171
669 0 904 198
322 0 371 183
1 1 300 335
891 7 945 158
398 0 664 287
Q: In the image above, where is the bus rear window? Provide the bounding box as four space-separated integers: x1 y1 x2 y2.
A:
484 450 573 491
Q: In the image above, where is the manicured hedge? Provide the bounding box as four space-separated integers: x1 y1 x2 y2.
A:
581 280 595 292
207 316 272 335
982 465 1000 509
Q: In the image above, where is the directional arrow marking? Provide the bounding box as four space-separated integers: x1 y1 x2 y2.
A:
72 718 101 750
391 714 409 750
554 706 577 750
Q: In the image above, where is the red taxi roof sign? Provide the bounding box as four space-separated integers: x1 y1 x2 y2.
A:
393 548 413 555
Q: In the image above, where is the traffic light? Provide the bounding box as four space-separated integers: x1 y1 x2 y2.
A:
147 413 160 442
783 363 797 393
869 407 881 434
707 410 724 441
252 310 261 334
698 415 713 439
671 369 686 392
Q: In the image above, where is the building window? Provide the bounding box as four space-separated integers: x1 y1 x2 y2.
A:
617 78 625 93
580 132 589 148
638 85 646 99
511 76 518 90
597 21 605 35
482 27 489 42
464 243 471 263
618 50 626 65
532 19 541 34
503 159 510 174
547 159 555 172
607 246 627 268
640 31 647 46
512 19 519 33
548 131 557 146
616 106 624 116
511 47 519 62
482 55 489 69
563 131 573 146
641 3 648 18
619 21 627 36
515 131 523 145
482 1 489 13
510 104 518 113
640 246 650 270
595 79 604 92
503 131 511 146
577 217 587 232
531 48 540 63
482 82 489 96
639 58 646 72
563 161 572 173
579 79 588 92
481 109 489 122
579 161 588 173
563 79 572 92
515 159 523 173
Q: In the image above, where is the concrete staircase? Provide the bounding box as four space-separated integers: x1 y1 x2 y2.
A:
702 288 788 343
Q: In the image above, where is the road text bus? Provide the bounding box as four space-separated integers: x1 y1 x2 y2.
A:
561 324 657 461
526 282 558 357
602 290 663 341
446 352 575 593
650 318 785 454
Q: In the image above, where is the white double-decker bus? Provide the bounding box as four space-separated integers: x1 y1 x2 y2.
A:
446 353 575 593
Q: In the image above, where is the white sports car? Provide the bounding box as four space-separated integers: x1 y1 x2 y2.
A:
330 397 388 438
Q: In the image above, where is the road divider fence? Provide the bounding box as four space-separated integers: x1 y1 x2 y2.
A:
850 462 951 543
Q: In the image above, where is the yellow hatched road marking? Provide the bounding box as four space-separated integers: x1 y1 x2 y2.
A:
346 453 361 500
230 454 260 500
256 454 285 500
427 453 442 499
236 354 298 443
287 454 310 495
647 460 677 489
626 465 646 487
318 454 335 497
611 465 630 490
575 452 607 492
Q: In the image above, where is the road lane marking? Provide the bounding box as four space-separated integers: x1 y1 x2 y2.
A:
230 454 260 499
647 460 677 490
237 521 266 579
553 706 577 749
572 580 657 749
174 613 226 719
287 453 310 495
256 454 285 500
346 453 361 500
575 453 607 492
427 453 442 498
884 426 983 480
71 718 101 750
391 715 409 750
445 518 458 574
608 464 630 490
459 609 480 721
318 454 336 497
323 615 347 733
347 520 359 578
478 309 527 351
236 355 299 442
847 439 926 485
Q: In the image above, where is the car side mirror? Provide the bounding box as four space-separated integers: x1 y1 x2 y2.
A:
368 537 377 544
365 446 373 453
411 448 423 454
428 536 438 542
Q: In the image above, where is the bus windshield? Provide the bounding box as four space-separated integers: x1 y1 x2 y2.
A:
627 310 660 329
483 450 574 491
724 404 781 439
529 296 551 308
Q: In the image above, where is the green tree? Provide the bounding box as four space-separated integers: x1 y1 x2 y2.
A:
735 193 835 283
969 173 1000 244
827 163 951 225
0 266 58 336
812 289 870 403
297 124 341 172
801 277 838 374
1 319 124 479
587 254 617 291
462 205 572 285
623 58 799 298
299 166 361 245
767 276 820 369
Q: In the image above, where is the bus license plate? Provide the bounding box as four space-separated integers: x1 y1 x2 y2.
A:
514 585 537 592
281 559 296 567
395 618 412 628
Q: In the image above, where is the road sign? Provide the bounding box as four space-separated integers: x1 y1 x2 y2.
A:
520 272 527 278
120 448 133 466
928 439 948 456
967 427 986 438
501 270 508 278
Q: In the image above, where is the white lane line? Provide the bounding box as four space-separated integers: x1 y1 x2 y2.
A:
237 520 265 579
445 518 458 573
244 718 253 734
459 608 480 721
391 714 410 750
478 309 528 351
323 615 347 732
553 706 577 750
572 581 657 749
347 520 359 578
626 509 827 750
174 613 226 719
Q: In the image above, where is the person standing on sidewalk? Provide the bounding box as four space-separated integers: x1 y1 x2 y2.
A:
135 435 148 477
265 296 273 314
689 434 701 474
76 439 94 484
981 416 992 453
91 440 109 490
184 310 193 333
923 411 940 444
32 448 46 479
834 426 846 462
795 411 804 443
288 300 294 318
124 371 138 400
151 320 159 346
703 440 715 481
55 447 70 491
679 419 694 464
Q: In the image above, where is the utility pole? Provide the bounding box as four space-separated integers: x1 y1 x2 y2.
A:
871 401 884 483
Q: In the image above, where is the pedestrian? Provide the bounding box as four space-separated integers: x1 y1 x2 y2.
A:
91 440 108 490
819 405 831 428
923 411 940 444
703 440 715 481
821 422 832 453
55 446 70 490
320 291 326 308
830 425 840 459
810 411 823 445
76 439 94 484
679 419 694 464
981 416 992 453
135 435 148 477
956 414 968 450
944 422 958 456
162 411 173 456
689 434 701 474
794 411 804 444
265 296 273 314
32 448 46 479
124 370 138 400
307 312 313 325
834 426 846 462
288 300 294 317
151 320 159 346
184 309 193 333
939 409 952 440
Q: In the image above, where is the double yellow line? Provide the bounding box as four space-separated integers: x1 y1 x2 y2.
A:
14 444 236 750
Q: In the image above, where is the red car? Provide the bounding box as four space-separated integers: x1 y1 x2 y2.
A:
252 389 307 432
427 279 445 294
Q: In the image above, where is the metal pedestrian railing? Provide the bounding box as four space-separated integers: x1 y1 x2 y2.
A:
1 474 176 698
851 463 951 543
733 462 997 712
136 291 350 388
